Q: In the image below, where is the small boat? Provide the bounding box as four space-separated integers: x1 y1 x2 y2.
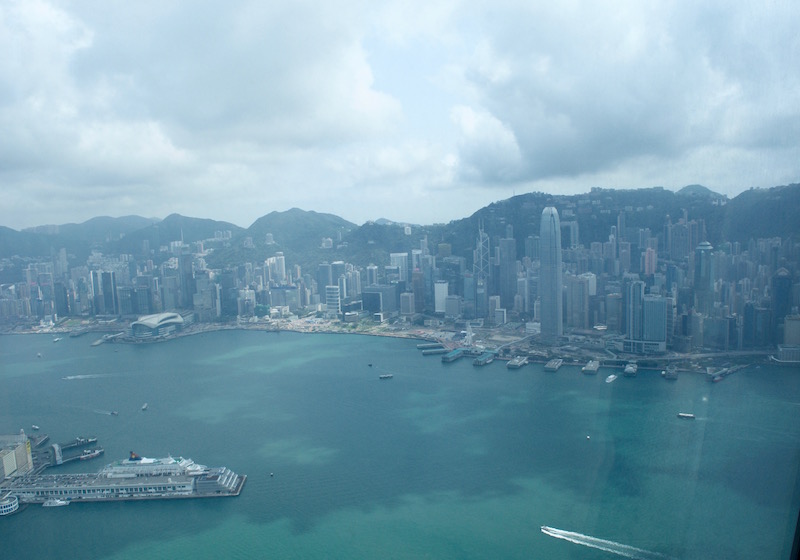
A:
141 403 148 411
53 337 61 342
37 352 42 358
605 374 618 383
43 498 69 507
368 363 373 367
31 425 40 431
677 413 695 419
110 411 119 416
379 374 393 379
80 448 104 460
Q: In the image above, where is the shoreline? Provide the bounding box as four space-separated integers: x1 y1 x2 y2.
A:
2 318 774 372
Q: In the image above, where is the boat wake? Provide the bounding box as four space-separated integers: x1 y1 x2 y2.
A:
63 374 111 380
541 526 673 559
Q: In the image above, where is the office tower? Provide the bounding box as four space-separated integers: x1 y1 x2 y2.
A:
498 237 517 309
366 265 379 286
101 271 118 315
434 281 449 313
317 263 333 297
390 253 409 284
325 285 341 317
626 280 645 341
539 207 563 342
694 242 714 315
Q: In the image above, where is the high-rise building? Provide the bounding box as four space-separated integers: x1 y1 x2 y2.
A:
539 207 563 342
694 242 715 315
101 271 118 315
498 237 517 309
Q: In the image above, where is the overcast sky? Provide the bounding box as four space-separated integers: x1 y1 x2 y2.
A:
1 0 798 230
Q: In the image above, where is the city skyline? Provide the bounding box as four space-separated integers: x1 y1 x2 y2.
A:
1 1 798 230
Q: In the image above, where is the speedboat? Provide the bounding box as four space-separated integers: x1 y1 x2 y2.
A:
31 425 40 431
605 374 618 383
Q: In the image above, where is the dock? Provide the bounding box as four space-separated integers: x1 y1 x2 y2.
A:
421 348 448 355
1 454 246 510
473 352 495 366
507 356 528 369
442 348 465 363
544 358 563 371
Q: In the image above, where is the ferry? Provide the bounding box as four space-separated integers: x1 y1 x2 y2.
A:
43 498 69 507
379 374 393 379
507 356 528 369
677 412 695 419
80 448 104 460
605 374 618 383
544 359 563 372
623 362 638 376
581 360 599 374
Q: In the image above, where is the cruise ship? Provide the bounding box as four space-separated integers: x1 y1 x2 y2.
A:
2 452 246 507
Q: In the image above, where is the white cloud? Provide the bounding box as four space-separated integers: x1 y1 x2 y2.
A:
0 0 797 229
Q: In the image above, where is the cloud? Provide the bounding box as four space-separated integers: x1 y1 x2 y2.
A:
0 0 797 229
446 1 800 189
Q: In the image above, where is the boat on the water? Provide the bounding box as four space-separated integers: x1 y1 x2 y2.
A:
42 498 69 507
677 412 695 419
623 362 638 376
31 425 40 431
80 448 104 460
605 374 618 383
663 364 678 380
544 359 563 371
379 374 393 379
53 337 61 342
141 403 148 411
582 360 599 374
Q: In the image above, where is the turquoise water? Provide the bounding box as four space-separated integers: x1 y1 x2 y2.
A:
1 331 799 559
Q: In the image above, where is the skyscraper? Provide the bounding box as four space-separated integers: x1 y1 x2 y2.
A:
539 207 563 342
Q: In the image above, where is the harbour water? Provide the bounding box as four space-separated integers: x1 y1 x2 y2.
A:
1 331 799 559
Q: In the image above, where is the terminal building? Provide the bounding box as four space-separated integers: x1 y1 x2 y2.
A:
130 312 185 338
0 432 33 479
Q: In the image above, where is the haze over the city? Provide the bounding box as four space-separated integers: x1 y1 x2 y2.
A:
2 0 798 230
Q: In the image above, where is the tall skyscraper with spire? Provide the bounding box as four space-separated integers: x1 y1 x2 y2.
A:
539 207 563 342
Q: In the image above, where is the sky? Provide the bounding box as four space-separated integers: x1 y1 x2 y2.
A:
1 0 798 230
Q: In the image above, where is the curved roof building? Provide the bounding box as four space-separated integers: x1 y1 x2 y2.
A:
131 312 184 337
